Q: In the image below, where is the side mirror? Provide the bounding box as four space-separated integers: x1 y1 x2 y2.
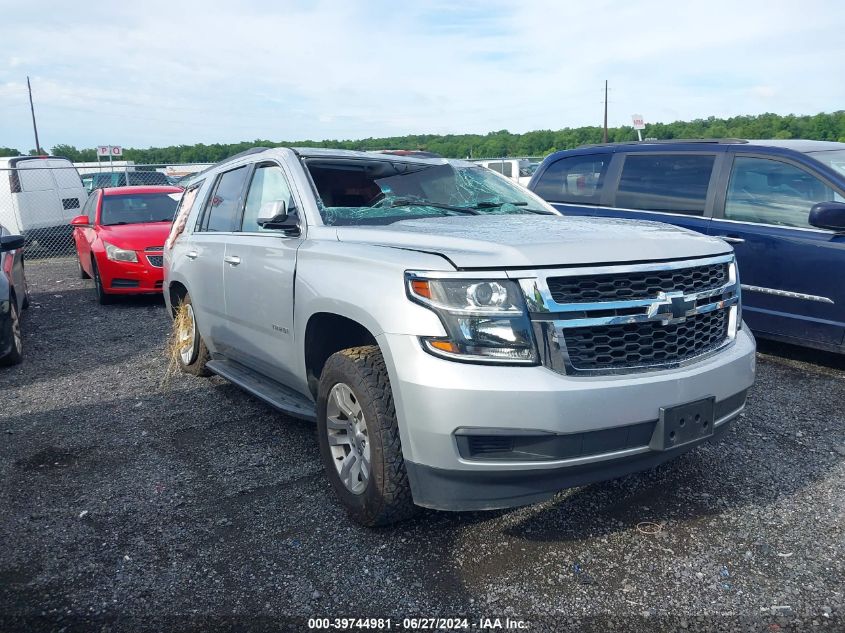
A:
0 234 25 252
257 200 300 234
70 214 91 227
809 201 845 232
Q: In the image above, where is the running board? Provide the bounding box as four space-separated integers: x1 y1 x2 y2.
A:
206 359 316 421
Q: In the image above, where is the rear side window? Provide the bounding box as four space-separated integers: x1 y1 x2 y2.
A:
615 154 715 215
199 166 249 232
532 155 611 204
167 181 204 248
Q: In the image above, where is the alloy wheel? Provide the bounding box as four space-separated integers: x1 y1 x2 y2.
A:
326 382 371 494
179 304 197 365
11 303 21 355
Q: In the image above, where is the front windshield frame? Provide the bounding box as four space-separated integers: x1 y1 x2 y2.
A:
99 193 180 226
302 158 556 227
808 149 845 179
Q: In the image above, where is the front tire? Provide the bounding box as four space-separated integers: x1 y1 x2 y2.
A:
317 345 417 526
78 256 90 280
175 294 211 377
91 258 113 305
0 299 23 366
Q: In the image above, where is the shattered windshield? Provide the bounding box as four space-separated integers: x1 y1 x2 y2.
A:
303 159 555 226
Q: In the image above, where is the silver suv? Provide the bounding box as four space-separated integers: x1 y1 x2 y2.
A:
164 147 756 526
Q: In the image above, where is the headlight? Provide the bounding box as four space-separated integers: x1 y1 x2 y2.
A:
103 240 138 263
406 273 537 364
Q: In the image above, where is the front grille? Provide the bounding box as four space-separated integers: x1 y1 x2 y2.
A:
147 255 164 267
547 262 728 304
145 246 164 252
563 309 729 371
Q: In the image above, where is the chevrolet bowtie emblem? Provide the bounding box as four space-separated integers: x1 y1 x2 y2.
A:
647 291 696 324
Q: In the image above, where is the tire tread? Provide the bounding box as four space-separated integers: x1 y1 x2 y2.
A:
320 345 417 526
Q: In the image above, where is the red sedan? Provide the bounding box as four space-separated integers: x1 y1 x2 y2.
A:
71 185 183 304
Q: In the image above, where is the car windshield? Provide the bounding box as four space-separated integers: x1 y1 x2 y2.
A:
100 193 180 225
808 150 845 178
304 159 554 226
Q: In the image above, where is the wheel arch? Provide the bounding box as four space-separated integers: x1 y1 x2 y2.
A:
168 281 189 317
303 311 380 399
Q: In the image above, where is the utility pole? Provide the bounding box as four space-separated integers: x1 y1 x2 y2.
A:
27 76 43 155
603 80 608 144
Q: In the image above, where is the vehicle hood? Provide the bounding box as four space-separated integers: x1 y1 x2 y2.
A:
333 215 731 268
97 222 171 250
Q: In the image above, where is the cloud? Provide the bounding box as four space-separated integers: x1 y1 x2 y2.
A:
0 0 843 151
750 85 777 99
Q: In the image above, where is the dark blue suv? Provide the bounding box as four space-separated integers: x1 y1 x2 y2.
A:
528 139 845 354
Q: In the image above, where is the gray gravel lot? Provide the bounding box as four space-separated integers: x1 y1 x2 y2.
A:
1 257 844 632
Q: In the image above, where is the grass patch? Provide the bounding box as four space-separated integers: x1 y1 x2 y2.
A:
162 301 193 389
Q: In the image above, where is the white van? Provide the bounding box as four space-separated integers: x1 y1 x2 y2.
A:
473 158 534 186
0 156 88 251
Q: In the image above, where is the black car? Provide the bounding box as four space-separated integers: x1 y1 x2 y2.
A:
1 225 28 365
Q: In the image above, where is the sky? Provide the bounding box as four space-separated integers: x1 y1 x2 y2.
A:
1 0 844 152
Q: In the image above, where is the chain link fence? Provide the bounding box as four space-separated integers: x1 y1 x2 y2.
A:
0 160 208 259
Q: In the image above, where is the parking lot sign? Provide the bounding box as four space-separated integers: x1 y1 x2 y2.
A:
97 145 123 157
632 114 646 141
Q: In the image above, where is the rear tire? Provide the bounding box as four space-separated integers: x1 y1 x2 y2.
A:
91 258 113 305
0 300 23 366
316 345 417 526
176 294 211 377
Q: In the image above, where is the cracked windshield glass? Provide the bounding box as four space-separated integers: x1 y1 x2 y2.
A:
304 159 553 225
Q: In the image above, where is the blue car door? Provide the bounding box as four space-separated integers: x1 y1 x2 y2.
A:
708 152 845 349
532 151 720 237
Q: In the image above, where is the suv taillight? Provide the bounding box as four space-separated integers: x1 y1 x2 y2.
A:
8 171 21 193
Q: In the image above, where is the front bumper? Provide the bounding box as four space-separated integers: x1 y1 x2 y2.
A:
96 251 164 294
378 327 756 511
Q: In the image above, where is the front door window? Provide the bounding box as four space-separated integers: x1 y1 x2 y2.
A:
725 156 844 228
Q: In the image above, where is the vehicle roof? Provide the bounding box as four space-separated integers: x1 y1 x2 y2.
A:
569 138 845 154
0 155 73 167
741 139 845 152
101 185 183 196
293 146 449 165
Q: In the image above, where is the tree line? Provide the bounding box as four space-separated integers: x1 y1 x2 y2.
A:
3 111 844 164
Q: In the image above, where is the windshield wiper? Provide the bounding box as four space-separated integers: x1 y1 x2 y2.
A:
386 198 480 215
473 201 555 215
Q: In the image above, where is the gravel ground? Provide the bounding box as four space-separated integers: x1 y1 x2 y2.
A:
1 257 844 632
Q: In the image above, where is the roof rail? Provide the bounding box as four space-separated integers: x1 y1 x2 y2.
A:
578 138 748 149
182 146 271 182
216 146 271 165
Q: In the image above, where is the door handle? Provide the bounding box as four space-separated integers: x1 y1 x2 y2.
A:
224 255 241 266
185 250 198 259
718 236 745 244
